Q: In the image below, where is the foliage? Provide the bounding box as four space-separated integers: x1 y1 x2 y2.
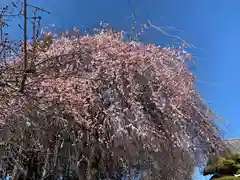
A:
204 152 240 180
211 176 240 180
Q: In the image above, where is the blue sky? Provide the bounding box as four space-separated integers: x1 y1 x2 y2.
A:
2 0 240 179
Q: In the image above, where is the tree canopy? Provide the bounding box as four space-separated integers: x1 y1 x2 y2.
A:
0 1 225 179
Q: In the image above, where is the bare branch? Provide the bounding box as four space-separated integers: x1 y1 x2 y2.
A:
147 20 191 47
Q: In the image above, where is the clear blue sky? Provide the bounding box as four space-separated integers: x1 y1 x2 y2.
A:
2 0 240 179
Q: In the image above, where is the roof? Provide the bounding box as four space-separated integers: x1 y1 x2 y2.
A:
224 138 240 153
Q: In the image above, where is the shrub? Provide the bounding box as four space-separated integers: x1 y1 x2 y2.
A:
204 153 240 180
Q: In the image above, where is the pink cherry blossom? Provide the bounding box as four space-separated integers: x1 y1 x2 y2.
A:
0 28 224 179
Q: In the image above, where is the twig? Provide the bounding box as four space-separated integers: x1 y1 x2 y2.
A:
27 4 50 14
147 20 191 47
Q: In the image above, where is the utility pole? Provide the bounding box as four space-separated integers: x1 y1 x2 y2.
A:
24 0 27 71
19 0 28 93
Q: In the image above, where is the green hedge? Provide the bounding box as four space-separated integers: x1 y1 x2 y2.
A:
211 176 240 180
204 153 240 179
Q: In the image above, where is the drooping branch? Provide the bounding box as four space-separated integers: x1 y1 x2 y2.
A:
0 27 225 179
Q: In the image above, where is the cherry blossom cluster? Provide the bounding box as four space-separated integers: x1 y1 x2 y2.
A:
0 28 223 179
